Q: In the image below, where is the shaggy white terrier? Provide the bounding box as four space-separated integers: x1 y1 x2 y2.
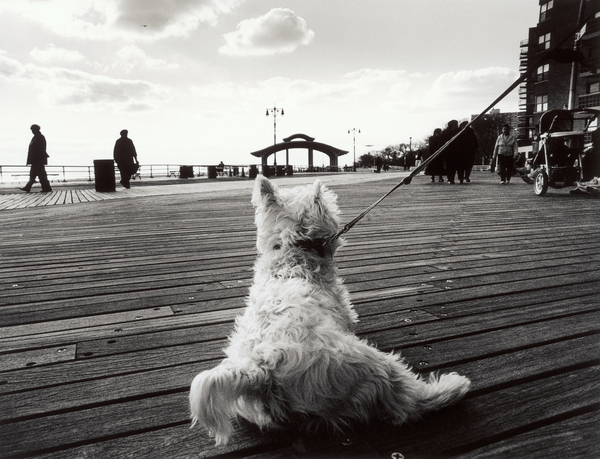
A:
190 176 470 446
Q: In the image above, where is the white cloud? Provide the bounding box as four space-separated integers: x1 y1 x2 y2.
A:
1 52 171 111
30 44 85 64
0 0 244 41
219 8 314 56
421 67 519 111
112 45 180 73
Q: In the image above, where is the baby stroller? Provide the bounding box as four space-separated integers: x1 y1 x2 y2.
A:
523 109 599 196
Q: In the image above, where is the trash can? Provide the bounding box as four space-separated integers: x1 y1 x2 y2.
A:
249 165 258 179
276 165 285 176
179 165 194 178
263 165 272 177
207 166 217 179
93 159 116 192
286 165 293 176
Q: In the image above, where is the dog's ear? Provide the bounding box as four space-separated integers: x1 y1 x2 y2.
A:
252 175 279 209
312 180 331 208
312 179 340 221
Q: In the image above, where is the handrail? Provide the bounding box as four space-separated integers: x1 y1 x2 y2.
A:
0 163 355 184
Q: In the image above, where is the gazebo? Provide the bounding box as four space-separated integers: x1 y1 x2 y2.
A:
250 133 349 170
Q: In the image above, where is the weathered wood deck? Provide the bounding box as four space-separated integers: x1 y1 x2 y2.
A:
1 172 598 459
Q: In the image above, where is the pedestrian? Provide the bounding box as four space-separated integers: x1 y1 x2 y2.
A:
113 129 139 189
375 155 383 173
404 149 415 171
20 124 52 193
458 121 478 183
491 124 519 184
441 120 460 184
425 128 445 182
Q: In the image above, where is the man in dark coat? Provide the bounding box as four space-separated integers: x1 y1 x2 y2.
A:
113 129 139 189
20 124 52 193
458 121 479 183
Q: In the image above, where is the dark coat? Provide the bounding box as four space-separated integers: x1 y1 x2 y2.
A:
26 133 48 166
113 137 137 166
459 127 478 162
425 134 445 176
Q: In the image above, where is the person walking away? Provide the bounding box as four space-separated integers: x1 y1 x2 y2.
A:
20 124 52 193
458 121 479 183
442 120 460 184
425 128 445 182
375 155 383 173
491 124 518 184
405 149 415 171
113 129 139 189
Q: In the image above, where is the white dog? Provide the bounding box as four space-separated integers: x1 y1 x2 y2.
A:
190 176 470 445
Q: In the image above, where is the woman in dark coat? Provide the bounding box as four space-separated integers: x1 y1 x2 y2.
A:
425 128 445 182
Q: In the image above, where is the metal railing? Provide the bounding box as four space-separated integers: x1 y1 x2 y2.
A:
0 163 356 184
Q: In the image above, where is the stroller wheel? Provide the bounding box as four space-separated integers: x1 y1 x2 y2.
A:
533 169 549 196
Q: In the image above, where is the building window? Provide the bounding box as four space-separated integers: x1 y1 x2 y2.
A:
589 82 600 94
536 95 548 112
537 63 549 81
540 0 554 21
538 33 551 52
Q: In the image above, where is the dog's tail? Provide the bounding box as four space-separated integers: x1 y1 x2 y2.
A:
189 363 272 446
416 371 471 414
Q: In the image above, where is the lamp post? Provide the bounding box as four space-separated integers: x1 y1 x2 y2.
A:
266 105 284 166
348 127 360 171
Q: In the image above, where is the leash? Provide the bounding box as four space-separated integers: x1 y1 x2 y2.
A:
327 12 593 245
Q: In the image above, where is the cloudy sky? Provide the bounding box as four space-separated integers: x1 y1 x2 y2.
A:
0 0 540 167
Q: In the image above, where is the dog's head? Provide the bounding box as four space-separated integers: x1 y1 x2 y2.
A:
251 176 342 260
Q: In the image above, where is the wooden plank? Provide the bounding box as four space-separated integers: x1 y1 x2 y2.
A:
0 345 76 371
452 411 599 459
0 309 239 353
0 340 225 394
364 306 599 353
368 366 600 458
0 306 174 338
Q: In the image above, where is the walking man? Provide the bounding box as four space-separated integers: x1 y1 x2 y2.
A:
113 129 139 189
21 124 52 193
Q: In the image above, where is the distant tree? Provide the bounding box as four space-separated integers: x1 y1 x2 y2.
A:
471 114 506 165
381 146 399 165
358 153 374 168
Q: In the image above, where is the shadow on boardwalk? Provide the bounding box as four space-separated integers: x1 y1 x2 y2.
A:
0 172 598 458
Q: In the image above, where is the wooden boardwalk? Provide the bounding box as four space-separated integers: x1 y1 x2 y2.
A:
1 172 598 459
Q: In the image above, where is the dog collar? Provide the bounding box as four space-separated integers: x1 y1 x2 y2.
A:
294 238 329 257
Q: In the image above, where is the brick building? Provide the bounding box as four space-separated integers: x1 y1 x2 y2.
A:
518 0 600 149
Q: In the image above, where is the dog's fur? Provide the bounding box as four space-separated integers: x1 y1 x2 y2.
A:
190 176 470 445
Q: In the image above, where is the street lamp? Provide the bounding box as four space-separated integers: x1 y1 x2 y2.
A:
348 127 360 171
266 105 284 166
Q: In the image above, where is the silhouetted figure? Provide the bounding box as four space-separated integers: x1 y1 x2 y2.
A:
458 121 478 183
375 155 383 173
425 128 445 182
404 150 415 171
492 124 518 184
20 124 52 193
442 120 460 184
113 130 139 189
